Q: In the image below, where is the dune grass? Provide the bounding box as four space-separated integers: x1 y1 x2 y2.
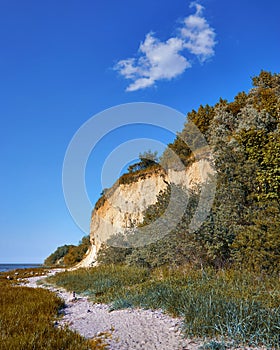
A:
47 265 280 349
0 269 108 350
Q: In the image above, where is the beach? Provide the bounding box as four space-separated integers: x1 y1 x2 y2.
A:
24 271 200 350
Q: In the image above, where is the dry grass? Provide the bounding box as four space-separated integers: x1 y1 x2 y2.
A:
0 268 108 350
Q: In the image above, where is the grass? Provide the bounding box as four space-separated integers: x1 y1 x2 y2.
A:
0 268 108 350
47 265 280 349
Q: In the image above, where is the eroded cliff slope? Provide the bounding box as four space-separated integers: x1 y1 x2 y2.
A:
76 158 213 267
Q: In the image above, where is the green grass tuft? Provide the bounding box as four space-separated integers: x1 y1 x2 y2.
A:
47 265 280 348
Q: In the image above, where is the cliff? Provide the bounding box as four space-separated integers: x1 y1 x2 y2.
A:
78 158 214 267
48 71 280 273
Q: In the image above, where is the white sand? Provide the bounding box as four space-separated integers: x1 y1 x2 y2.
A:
23 272 267 350
24 272 201 349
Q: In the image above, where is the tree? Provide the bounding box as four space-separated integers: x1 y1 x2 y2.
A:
63 235 90 266
232 201 280 273
44 244 74 266
128 150 158 173
97 71 280 273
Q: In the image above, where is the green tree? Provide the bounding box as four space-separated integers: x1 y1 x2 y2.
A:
232 201 280 273
128 150 158 173
97 71 280 274
63 235 90 266
44 244 74 266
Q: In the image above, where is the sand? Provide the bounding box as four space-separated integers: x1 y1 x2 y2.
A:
23 272 267 350
24 272 202 349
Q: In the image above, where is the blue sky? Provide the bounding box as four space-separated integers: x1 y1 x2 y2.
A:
0 0 279 263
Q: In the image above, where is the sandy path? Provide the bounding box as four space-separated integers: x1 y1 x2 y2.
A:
24 273 201 350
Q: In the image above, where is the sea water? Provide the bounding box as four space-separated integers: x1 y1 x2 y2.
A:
0 263 42 272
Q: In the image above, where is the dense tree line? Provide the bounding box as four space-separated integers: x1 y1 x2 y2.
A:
98 71 280 274
44 236 90 267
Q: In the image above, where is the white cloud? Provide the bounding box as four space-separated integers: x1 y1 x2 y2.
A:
116 34 191 92
115 2 216 91
181 2 216 62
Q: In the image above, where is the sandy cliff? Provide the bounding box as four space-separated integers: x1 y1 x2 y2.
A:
79 159 214 267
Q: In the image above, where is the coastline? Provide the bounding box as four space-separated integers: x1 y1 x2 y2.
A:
0 263 42 273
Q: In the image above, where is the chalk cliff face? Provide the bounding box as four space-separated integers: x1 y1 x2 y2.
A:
79 159 213 267
91 170 168 252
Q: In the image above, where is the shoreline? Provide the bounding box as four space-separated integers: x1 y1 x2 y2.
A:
0 263 43 273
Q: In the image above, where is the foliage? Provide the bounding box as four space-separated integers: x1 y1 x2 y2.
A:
57 71 280 277
118 163 162 185
47 265 280 348
127 150 159 173
187 104 216 135
44 236 91 267
252 69 280 91
162 136 193 168
97 243 132 265
137 71 280 272
138 185 171 227
44 244 74 266
231 200 280 273
63 235 91 266
120 186 201 268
